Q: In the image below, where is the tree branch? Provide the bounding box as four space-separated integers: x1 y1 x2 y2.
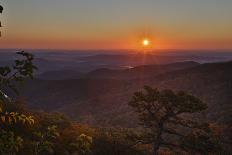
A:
163 128 185 137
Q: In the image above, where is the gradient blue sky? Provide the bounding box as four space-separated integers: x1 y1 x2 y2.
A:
1 0 232 49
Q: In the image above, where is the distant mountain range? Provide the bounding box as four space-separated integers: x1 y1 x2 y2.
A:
19 61 232 128
1 50 232 74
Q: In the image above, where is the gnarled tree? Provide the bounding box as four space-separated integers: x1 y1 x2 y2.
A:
129 86 221 155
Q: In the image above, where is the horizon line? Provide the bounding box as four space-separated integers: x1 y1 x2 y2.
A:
0 48 232 52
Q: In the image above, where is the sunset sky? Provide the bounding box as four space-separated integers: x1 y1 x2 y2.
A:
0 0 232 50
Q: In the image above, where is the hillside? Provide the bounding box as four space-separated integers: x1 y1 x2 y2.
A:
86 61 199 80
36 70 83 80
19 61 232 127
144 61 232 124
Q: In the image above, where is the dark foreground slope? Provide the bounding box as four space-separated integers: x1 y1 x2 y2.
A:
20 61 232 127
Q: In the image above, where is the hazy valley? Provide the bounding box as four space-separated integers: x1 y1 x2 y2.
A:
0 50 229 125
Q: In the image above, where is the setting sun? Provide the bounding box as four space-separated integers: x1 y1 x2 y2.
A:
142 39 150 47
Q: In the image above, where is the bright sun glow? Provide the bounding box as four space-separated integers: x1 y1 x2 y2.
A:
142 39 150 47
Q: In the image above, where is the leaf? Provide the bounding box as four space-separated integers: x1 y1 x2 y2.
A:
1 115 5 122
8 117 12 124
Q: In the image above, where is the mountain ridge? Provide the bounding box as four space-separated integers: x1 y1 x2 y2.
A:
19 61 232 127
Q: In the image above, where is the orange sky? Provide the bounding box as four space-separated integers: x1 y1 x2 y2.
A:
0 0 232 50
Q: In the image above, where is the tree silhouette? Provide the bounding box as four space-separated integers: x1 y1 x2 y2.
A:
0 5 3 13
129 86 221 155
0 51 37 154
0 4 3 36
0 51 37 101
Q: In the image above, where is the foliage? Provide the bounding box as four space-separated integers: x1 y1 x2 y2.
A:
92 128 148 155
0 130 23 155
181 129 222 154
0 5 3 13
129 86 222 154
32 125 60 155
0 100 34 126
0 51 37 155
69 133 93 155
0 51 37 97
35 112 71 130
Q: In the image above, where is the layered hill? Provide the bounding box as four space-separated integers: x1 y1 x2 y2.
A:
86 61 199 80
19 61 232 127
36 70 83 80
